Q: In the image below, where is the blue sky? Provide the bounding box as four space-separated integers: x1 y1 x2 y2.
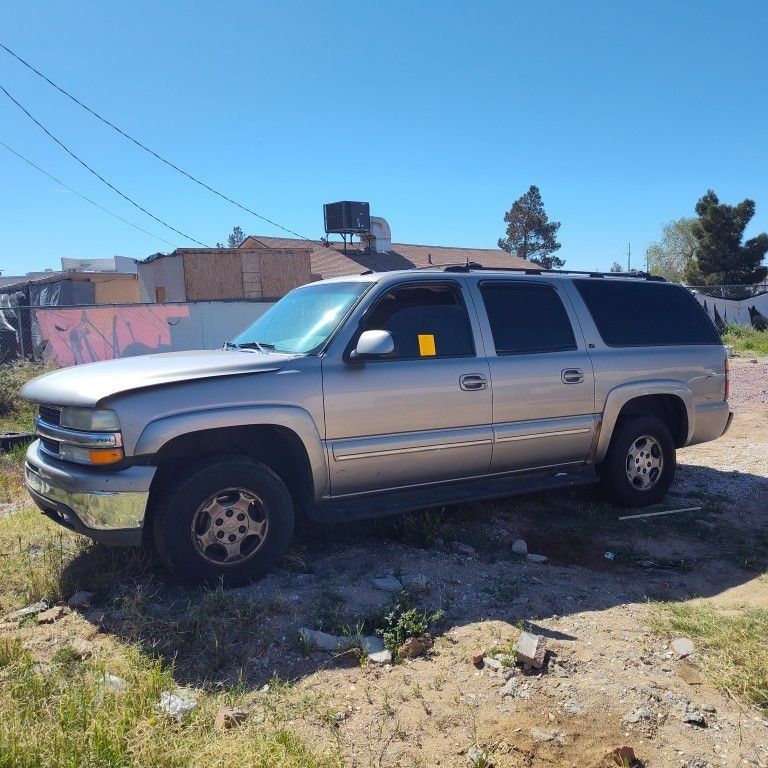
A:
1 0 766 276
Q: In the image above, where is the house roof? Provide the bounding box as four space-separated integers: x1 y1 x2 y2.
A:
239 235 536 279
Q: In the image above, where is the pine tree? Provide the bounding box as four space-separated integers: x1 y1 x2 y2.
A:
684 191 768 286
498 186 563 269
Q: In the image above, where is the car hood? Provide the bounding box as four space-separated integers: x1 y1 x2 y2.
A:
21 349 294 407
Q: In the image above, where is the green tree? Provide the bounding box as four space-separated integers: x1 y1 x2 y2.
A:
684 191 768 286
646 218 698 283
217 226 246 248
609 261 623 273
499 185 564 269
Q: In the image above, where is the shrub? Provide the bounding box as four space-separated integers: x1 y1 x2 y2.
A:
379 602 443 655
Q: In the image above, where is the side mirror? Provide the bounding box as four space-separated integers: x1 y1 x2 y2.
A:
349 329 394 360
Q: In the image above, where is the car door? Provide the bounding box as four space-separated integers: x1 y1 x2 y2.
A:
321 279 493 496
469 278 596 473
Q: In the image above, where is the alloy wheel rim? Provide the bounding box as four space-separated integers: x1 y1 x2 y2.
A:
625 435 664 490
191 487 269 565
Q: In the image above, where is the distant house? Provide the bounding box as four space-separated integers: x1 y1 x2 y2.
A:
137 246 312 303
0 269 140 306
240 221 536 280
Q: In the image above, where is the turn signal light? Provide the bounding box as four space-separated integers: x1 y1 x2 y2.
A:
89 448 125 465
59 443 125 465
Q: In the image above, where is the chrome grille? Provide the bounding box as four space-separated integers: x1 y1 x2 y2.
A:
39 437 60 457
38 405 61 427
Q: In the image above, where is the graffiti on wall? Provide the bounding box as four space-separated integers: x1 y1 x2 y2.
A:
34 305 190 366
694 292 768 331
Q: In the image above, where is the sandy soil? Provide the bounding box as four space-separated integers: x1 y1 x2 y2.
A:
6 357 768 767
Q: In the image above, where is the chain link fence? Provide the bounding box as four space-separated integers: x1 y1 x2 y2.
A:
688 282 768 300
0 300 275 368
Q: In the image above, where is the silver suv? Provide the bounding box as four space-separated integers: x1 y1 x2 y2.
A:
21 267 732 585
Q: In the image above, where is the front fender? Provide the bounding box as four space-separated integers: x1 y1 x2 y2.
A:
134 405 329 499
595 380 694 463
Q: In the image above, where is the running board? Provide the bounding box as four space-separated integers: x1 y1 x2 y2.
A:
309 465 598 523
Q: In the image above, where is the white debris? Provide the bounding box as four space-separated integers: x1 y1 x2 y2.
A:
671 637 695 658
101 673 127 692
299 628 342 651
5 600 49 621
368 649 393 665
158 688 199 719
526 553 549 564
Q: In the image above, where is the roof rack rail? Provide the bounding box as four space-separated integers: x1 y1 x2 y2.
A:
437 263 665 281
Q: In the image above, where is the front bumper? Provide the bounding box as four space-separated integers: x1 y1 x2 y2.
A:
24 440 155 547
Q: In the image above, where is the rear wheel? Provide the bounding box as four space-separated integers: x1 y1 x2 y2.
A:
153 456 294 586
599 415 676 507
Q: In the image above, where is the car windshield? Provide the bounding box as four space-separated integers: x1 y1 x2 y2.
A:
230 281 369 354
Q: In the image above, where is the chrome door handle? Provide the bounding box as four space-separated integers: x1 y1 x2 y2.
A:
460 374 488 391
561 368 584 384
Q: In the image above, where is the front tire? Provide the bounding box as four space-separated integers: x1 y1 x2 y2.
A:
599 415 676 507
153 456 294 586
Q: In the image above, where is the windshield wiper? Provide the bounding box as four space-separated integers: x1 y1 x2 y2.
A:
224 341 277 353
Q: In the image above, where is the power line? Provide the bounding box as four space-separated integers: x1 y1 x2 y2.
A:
0 81 209 246
0 137 179 248
0 41 321 244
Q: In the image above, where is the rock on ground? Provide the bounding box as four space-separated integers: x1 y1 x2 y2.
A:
37 606 69 624
214 706 248 730
671 637 695 658
398 634 434 659
516 631 547 668
368 649 392 665
372 575 403 592
67 591 95 610
5 600 48 622
511 539 528 555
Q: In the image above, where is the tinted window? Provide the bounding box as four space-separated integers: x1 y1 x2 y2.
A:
361 283 474 359
480 282 577 355
574 279 720 346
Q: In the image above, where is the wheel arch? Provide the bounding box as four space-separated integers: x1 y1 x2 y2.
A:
595 381 693 463
138 406 327 525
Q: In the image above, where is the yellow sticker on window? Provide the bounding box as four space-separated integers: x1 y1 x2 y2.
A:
418 334 436 357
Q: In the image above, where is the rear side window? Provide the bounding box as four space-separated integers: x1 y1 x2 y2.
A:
480 282 577 355
574 279 720 346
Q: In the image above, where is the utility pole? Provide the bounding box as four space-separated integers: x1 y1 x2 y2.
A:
626 243 631 272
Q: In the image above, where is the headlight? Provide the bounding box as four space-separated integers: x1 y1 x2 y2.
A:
60 407 120 432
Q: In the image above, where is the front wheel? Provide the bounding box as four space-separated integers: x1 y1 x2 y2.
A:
152 456 294 586
599 415 676 507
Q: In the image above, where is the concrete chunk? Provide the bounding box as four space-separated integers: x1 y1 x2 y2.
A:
515 632 547 669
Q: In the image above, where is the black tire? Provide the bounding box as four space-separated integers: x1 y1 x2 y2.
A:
152 456 294 586
598 415 676 507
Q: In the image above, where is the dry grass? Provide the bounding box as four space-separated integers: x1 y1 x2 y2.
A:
0 504 342 768
0 361 49 433
0 637 342 768
649 601 768 711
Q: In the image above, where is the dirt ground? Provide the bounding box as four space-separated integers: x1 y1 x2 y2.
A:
5 357 768 767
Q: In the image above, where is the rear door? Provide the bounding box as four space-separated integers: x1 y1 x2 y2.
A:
321 279 493 496
469 279 596 473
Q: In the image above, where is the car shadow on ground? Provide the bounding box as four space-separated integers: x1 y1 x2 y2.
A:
60 461 768 690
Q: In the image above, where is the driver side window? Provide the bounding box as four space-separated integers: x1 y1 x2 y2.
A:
360 283 475 359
